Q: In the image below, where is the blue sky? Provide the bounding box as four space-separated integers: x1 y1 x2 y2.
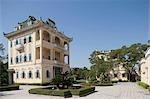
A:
0 0 149 68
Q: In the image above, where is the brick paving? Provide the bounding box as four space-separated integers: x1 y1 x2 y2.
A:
0 82 150 99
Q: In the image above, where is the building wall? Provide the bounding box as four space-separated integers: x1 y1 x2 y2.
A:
140 53 150 85
110 63 128 81
7 26 71 84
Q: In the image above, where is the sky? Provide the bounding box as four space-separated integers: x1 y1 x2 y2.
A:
0 0 149 68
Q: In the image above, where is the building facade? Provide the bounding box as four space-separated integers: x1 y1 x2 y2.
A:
110 63 128 81
4 16 72 84
140 47 150 85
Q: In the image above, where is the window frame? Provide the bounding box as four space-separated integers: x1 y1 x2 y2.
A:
29 53 32 61
24 37 26 44
29 71 32 78
46 70 50 78
24 54 27 62
36 70 40 78
16 39 18 45
22 71 25 78
16 72 19 79
16 56 18 63
29 36 32 43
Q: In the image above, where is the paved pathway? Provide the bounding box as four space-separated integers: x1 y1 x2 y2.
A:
0 82 150 99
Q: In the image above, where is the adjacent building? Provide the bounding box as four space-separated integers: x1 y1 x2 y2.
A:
140 47 150 85
110 63 128 81
4 16 72 84
96 50 128 81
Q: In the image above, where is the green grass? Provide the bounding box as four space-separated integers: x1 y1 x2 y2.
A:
138 82 150 89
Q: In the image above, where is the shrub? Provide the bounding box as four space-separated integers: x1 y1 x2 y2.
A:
29 88 72 98
138 82 150 89
111 80 118 83
52 90 72 98
0 85 19 91
70 86 95 97
95 83 113 86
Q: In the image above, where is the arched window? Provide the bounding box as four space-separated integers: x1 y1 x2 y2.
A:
46 70 50 78
29 36 32 42
24 54 27 62
22 71 25 78
29 71 32 78
16 72 19 79
36 70 40 78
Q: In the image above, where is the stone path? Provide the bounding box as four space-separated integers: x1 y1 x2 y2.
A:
0 82 150 99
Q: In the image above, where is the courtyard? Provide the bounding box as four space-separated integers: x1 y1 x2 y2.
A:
0 82 150 99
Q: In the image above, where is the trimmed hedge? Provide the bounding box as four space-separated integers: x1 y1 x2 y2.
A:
0 85 19 91
29 86 95 97
70 87 95 97
95 83 113 86
29 88 72 98
111 80 118 83
138 82 150 89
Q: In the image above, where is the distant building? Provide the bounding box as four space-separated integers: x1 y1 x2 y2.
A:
97 50 110 61
140 48 150 85
4 16 72 84
110 63 128 81
96 51 128 81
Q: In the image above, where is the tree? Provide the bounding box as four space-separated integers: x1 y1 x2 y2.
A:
70 67 89 80
0 43 8 86
52 71 74 89
109 43 150 81
89 50 113 82
89 43 150 82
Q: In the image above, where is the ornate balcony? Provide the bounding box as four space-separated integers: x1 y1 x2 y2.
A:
16 44 24 52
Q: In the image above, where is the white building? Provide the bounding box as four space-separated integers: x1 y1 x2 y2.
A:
140 48 150 85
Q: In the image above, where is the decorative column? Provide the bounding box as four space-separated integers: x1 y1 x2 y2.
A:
40 29 43 63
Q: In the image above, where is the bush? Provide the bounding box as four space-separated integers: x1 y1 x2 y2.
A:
70 86 95 97
29 88 72 98
0 85 19 91
138 82 150 89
